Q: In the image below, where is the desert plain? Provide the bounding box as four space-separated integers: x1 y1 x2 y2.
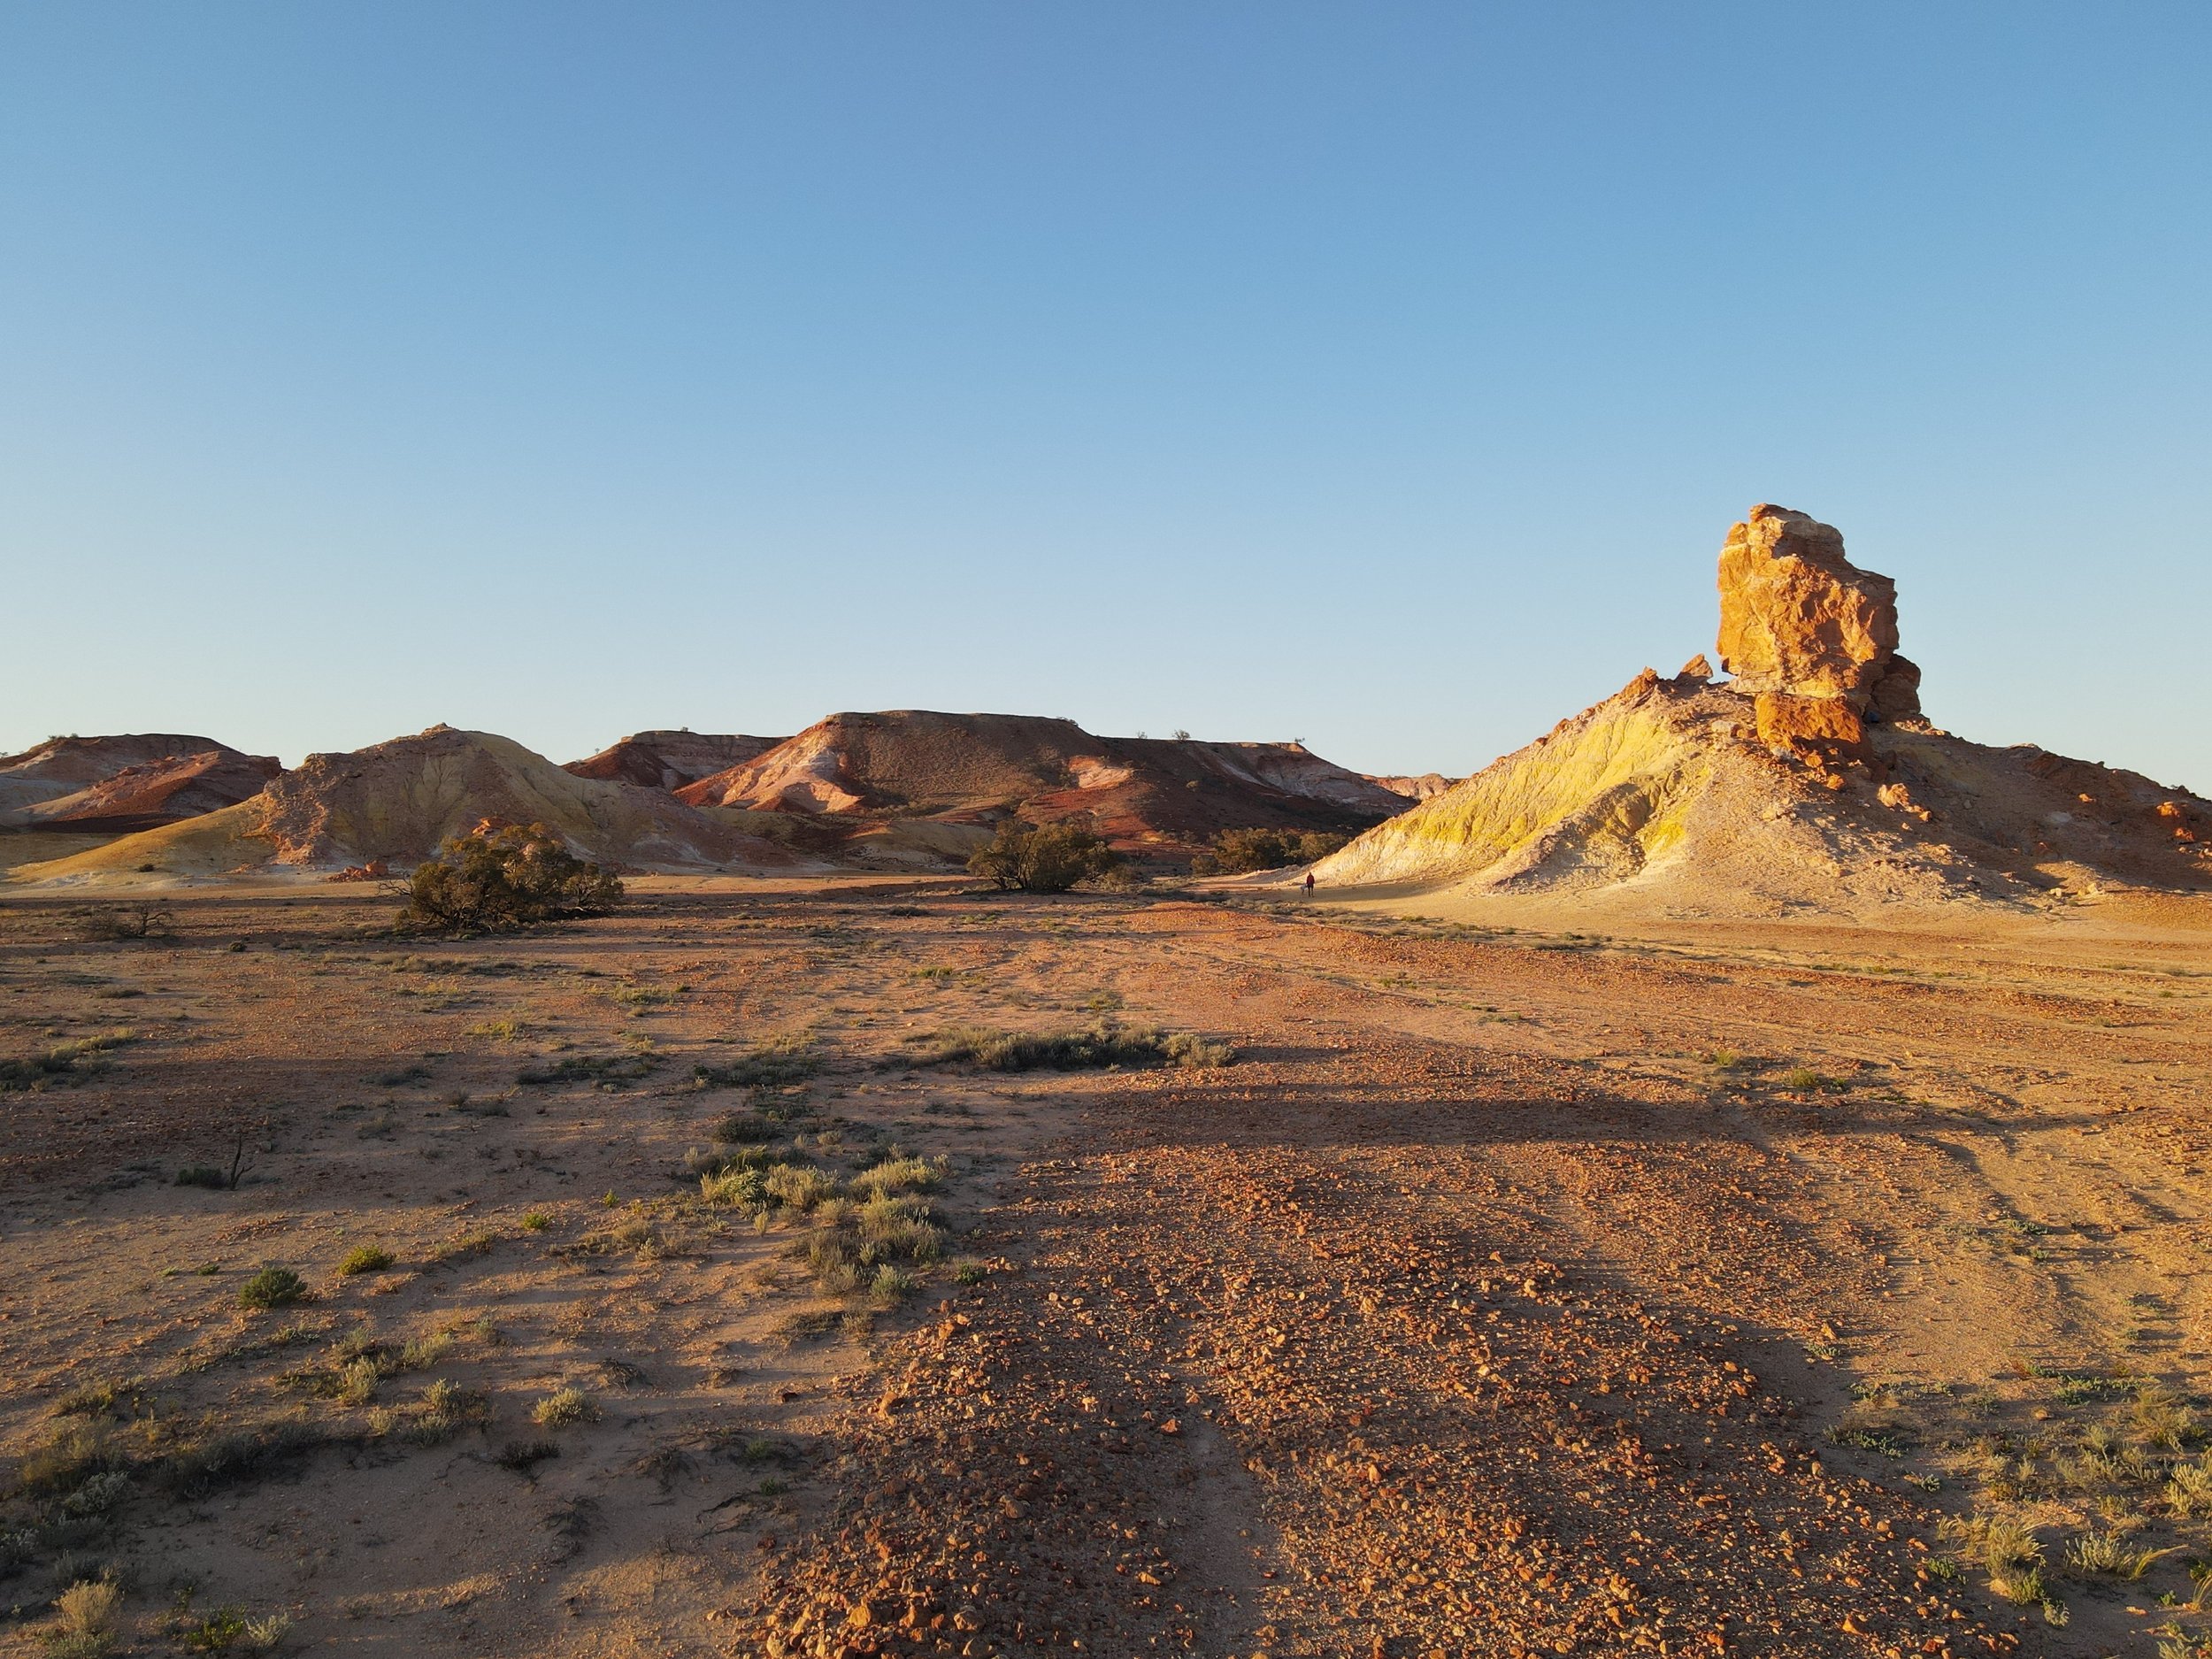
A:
7 504 2212 1659
4 874 2211 1659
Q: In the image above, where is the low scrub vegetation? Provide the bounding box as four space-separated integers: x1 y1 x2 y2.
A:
1189 826 1348 875
337 1244 393 1277
907 1022 1234 1071
396 823 624 934
967 820 1121 893
694 1033 819 1088
531 1386 599 1428
237 1268 308 1312
0 1030 136 1093
517 1051 658 1087
73 902 176 941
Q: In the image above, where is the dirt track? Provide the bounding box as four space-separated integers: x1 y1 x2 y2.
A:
3 886 2209 1656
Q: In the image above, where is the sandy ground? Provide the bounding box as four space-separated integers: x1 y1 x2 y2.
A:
4 881 2211 1658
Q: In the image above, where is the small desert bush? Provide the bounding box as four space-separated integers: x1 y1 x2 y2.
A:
388 1378 486 1446
173 1606 290 1653
397 823 623 934
2167 1454 2212 1516
1 1031 138 1093
494 1438 559 1473
806 1232 865 1295
858 1194 945 1263
764 1164 835 1212
73 902 174 941
1947 1514 2048 1605
2063 1527 2170 1579
520 1210 552 1232
1189 827 1348 876
531 1387 598 1428
1163 1030 1236 1067
968 820 1121 893
335 1358 380 1407
50 1576 123 1657
237 1268 308 1312
338 1244 393 1277
910 1022 1232 1071
517 1052 657 1087
849 1153 949 1199
872 1263 919 1301
694 1033 819 1088
700 1166 769 1207
708 1108 780 1144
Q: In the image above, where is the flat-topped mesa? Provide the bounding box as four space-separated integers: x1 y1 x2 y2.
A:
1715 503 1922 761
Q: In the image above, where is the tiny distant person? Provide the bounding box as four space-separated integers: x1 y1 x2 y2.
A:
1303 871 1316 897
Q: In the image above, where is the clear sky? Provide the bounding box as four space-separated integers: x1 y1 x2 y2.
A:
4 4 2208 787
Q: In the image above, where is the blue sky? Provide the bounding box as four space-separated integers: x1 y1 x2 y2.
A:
4 4 2207 786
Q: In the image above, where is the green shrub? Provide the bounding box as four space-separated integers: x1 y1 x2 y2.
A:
397 823 623 934
1164 1030 1237 1068
338 1245 393 1277
174 1606 290 1652
910 1022 1232 1071
516 1052 657 1087
0 1030 137 1092
237 1268 308 1311
694 1034 819 1088
872 1264 919 1301
531 1387 598 1428
174 1166 227 1189
764 1164 835 1212
700 1166 768 1207
1189 827 1348 875
849 1154 949 1198
967 821 1121 893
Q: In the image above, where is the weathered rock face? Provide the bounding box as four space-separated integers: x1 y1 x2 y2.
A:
1716 504 1922 759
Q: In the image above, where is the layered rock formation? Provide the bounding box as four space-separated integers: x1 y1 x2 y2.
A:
0 734 280 830
564 731 785 792
1302 504 2212 917
1715 505 1923 763
13 727 812 883
676 711 1408 860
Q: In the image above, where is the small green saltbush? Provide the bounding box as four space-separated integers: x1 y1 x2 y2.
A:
238 1268 307 1312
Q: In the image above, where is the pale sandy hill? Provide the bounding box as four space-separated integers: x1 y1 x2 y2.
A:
676 710 1407 856
11 726 814 887
565 730 786 791
1307 669 2212 919
0 733 274 825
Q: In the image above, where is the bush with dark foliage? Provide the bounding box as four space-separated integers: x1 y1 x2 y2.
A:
966 820 1121 893
398 824 624 933
1189 826 1349 875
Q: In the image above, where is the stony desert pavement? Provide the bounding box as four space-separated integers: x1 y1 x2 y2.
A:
4 881 2211 1658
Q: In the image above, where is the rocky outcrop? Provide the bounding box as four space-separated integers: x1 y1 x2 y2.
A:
1365 772 1459 802
677 711 1408 855
565 731 785 792
0 735 279 830
1715 504 1922 761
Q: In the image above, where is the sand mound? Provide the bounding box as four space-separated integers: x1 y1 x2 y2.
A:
0 733 276 826
565 730 786 791
12 726 813 886
677 710 1407 856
